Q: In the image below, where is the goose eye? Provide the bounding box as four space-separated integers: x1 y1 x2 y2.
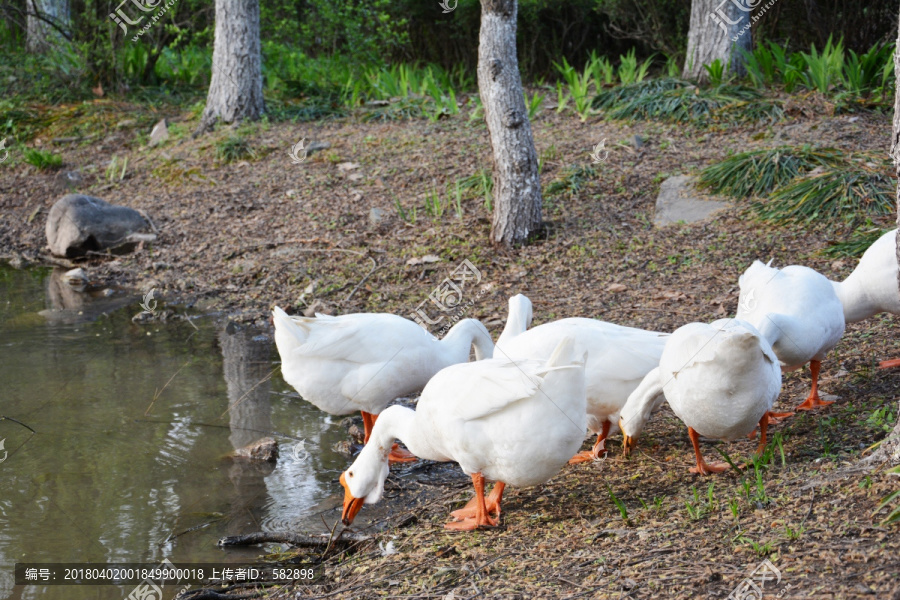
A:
347 471 354 478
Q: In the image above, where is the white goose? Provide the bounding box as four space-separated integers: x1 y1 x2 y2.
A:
619 319 782 475
339 337 587 531
494 294 669 462
736 260 845 412
272 306 494 462
830 229 900 368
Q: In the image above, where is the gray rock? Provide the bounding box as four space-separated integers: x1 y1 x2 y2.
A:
368 207 387 226
149 118 169 147
46 194 156 257
305 140 330 156
654 175 731 227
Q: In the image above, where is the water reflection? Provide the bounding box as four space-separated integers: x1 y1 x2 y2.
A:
0 265 350 600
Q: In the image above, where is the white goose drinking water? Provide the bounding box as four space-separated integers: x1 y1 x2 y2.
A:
619 319 782 475
735 260 845 412
272 306 494 462
493 294 669 462
339 336 587 531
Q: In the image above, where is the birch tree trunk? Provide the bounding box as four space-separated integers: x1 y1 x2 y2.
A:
683 0 751 81
26 0 69 53
196 0 264 134
478 0 542 246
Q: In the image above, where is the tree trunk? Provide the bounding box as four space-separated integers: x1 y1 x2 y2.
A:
883 6 900 468
195 0 264 135
683 0 751 81
26 0 69 53
478 0 542 246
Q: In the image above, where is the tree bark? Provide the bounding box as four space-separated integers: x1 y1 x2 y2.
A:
478 0 542 246
195 0 264 135
683 0 751 81
26 0 69 52
883 6 900 468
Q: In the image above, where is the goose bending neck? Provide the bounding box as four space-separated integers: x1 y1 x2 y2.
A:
441 319 494 361
368 405 433 459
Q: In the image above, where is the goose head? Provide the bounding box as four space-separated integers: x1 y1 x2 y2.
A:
340 442 390 526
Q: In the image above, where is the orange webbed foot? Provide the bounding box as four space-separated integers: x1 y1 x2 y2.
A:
568 450 599 464
444 514 498 531
879 358 900 369
689 461 729 476
388 444 417 464
794 393 834 412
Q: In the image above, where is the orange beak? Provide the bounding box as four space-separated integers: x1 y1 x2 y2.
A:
340 472 365 526
619 418 636 457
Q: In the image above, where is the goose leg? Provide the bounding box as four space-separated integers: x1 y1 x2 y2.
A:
360 411 376 443
361 411 417 463
747 409 793 439
445 473 499 531
687 427 728 475
879 358 900 369
568 420 612 464
795 360 834 411
450 482 505 521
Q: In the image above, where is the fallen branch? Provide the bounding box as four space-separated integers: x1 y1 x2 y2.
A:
217 531 371 548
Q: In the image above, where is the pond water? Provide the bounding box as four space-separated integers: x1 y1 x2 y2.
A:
0 266 352 600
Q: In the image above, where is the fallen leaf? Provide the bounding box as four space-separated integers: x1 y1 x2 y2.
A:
337 162 360 171
606 283 627 293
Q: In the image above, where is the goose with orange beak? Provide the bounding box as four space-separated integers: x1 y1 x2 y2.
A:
618 319 782 475
340 336 586 530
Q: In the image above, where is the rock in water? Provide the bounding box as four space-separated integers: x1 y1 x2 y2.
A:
230 437 279 462
45 194 156 257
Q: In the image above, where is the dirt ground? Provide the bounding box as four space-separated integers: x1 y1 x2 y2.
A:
2 92 900 598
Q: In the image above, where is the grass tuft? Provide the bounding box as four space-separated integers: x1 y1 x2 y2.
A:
593 79 782 125
754 164 894 224
698 145 845 198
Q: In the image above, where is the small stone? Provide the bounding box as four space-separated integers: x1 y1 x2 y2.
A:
369 207 386 226
148 119 169 147
337 162 360 171
45 194 156 257
654 175 731 227
61 268 88 288
632 134 644 149
230 437 278 462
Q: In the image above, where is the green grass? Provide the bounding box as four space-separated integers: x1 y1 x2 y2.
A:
544 166 597 197
822 224 892 258
593 79 782 125
23 147 62 170
215 135 256 163
754 164 894 224
698 145 845 198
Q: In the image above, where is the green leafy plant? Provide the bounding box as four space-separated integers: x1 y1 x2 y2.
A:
800 35 845 93
23 147 62 170
703 59 728 85
545 166 597 197
555 57 594 121
607 486 631 525
587 50 616 89
874 465 900 526
524 90 545 120
215 135 256 163
617 48 653 85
